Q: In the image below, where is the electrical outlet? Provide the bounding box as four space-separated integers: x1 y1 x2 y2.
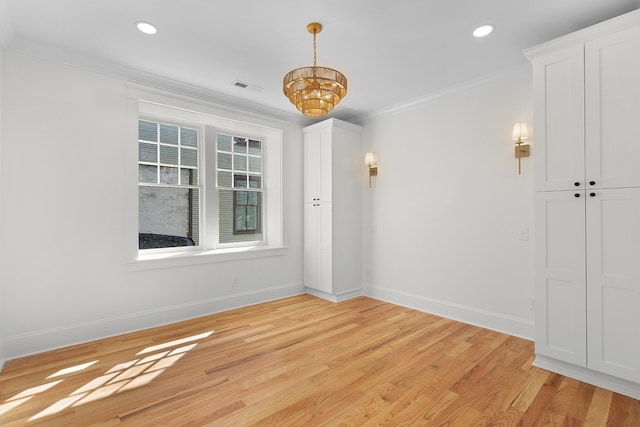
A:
232 275 239 287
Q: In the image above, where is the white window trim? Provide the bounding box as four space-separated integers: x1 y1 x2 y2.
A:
126 87 285 270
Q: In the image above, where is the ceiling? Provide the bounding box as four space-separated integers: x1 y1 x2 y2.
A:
1 0 638 124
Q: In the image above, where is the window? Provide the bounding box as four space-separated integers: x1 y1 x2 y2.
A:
216 134 263 243
133 96 284 262
138 119 200 249
233 175 261 234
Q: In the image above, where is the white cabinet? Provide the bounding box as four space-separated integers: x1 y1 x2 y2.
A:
303 118 362 301
526 10 640 397
535 188 640 383
531 25 640 192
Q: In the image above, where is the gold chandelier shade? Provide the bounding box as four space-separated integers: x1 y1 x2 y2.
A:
283 66 347 117
283 22 348 117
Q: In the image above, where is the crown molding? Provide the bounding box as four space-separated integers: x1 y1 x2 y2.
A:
5 35 535 128
354 63 532 124
4 37 306 125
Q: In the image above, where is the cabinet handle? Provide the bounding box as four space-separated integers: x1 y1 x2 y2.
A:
574 182 580 187
590 192 596 197
589 181 595 186
574 193 580 198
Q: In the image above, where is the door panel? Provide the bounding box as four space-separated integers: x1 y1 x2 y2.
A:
586 188 640 381
317 202 333 293
585 27 640 189
533 45 585 191
535 191 587 365
304 203 319 290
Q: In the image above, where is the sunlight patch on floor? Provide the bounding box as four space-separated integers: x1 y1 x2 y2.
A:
0 381 63 416
47 361 98 379
26 331 213 422
137 331 214 355
0 397 33 417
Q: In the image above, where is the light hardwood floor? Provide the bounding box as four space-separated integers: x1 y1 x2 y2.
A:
0 295 639 426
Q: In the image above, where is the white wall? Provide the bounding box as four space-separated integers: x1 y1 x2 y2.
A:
0 44 5 369
0 47 536 364
362 72 535 339
0 51 305 360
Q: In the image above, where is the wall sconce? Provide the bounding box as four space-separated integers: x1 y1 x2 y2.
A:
512 122 530 175
364 152 378 188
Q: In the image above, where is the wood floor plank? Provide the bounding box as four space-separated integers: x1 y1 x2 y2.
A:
1 295 639 426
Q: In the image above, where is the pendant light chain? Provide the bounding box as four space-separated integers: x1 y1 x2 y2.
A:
312 28 318 79
313 29 317 68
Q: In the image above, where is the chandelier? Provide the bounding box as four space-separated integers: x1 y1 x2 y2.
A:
283 22 347 117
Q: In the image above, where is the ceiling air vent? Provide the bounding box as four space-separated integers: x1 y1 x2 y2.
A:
232 80 263 92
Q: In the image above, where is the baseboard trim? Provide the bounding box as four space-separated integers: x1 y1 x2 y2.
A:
363 284 534 340
534 354 640 400
2 282 305 361
304 287 363 302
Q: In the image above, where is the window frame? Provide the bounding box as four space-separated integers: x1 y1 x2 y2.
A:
137 117 203 252
215 133 265 241
128 91 285 268
232 175 262 235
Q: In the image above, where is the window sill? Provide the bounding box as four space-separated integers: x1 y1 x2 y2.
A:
128 245 287 271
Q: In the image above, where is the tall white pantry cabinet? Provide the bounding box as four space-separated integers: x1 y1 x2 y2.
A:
303 118 363 302
525 10 640 399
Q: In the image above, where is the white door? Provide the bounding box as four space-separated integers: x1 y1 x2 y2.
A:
532 45 585 192
585 27 640 189
586 187 640 382
534 190 587 366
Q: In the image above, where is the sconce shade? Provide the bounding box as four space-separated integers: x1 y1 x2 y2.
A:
512 122 529 141
364 152 375 165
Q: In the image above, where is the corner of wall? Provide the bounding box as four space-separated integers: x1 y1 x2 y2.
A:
0 28 5 375
0 339 5 372
363 284 535 341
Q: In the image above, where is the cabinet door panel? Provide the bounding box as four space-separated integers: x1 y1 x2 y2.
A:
303 202 333 293
303 129 332 203
585 28 640 189
317 203 333 293
535 191 586 366
304 203 320 289
586 188 640 381
533 45 585 191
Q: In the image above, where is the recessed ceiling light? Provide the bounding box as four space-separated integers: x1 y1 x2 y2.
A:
136 21 157 35
473 24 494 38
